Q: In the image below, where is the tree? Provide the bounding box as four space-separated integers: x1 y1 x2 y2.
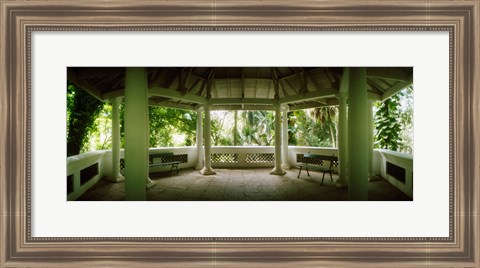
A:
398 86 414 153
148 106 197 147
66 84 103 156
374 93 403 151
310 106 338 147
238 111 275 146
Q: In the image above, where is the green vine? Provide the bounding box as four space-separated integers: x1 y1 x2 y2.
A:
374 93 403 151
66 83 103 156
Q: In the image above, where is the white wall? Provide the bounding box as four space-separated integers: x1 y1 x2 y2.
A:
377 149 413 198
67 150 108 201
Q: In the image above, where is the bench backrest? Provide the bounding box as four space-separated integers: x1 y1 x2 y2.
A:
302 154 338 168
150 152 174 158
149 152 174 163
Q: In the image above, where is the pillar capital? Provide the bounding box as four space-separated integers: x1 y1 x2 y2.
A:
109 96 122 103
338 91 348 99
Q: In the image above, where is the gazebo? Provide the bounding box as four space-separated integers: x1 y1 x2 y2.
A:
67 67 413 201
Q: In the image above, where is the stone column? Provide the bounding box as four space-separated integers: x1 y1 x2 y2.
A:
347 67 369 201
270 103 286 175
336 68 349 187
200 105 216 175
281 104 291 169
195 107 204 170
124 67 151 200
108 97 124 182
368 99 376 181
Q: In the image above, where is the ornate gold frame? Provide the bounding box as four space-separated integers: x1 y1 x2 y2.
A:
1 1 478 267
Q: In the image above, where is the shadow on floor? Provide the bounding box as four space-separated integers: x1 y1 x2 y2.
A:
76 168 412 201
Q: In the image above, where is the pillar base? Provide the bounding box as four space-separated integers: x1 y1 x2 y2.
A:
270 167 286 175
336 178 348 188
200 167 216 175
281 163 291 170
106 175 125 183
146 177 156 189
368 174 382 182
195 161 204 170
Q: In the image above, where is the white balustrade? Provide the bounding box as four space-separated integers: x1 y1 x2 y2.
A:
376 149 413 198
67 150 109 201
67 146 412 200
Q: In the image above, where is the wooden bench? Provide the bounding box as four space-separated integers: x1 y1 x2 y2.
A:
297 154 338 185
149 152 180 174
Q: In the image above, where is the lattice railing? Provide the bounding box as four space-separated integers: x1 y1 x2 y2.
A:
211 153 239 163
120 154 188 169
246 153 274 163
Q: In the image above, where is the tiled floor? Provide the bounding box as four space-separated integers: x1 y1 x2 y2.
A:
77 168 412 201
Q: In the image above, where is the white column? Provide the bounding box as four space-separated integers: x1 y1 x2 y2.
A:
281 104 291 169
347 67 369 201
270 103 286 175
124 67 150 201
107 97 124 182
336 68 349 187
200 105 216 175
195 107 204 170
368 99 376 181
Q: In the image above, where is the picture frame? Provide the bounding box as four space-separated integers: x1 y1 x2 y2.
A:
1 0 478 267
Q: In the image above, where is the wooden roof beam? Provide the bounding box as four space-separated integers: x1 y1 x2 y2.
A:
149 86 207 105
367 67 412 82
382 78 413 100
67 69 104 101
102 89 125 100
148 100 197 111
279 88 337 105
75 67 124 80
210 98 274 105
211 105 274 111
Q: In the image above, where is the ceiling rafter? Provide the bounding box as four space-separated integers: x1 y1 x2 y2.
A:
272 68 287 98
298 67 308 94
280 88 337 105
382 79 413 100
150 86 207 105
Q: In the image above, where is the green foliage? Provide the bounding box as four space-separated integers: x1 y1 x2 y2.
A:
374 93 403 151
86 103 113 151
67 83 413 154
148 106 197 147
398 86 414 153
66 83 103 156
238 111 275 146
373 86 413 153
310 106 338 147
288 109 332 147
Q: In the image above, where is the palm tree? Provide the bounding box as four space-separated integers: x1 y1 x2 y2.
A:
310 106 338 148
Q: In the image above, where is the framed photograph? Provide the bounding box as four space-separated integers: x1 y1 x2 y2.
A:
1 0 478 267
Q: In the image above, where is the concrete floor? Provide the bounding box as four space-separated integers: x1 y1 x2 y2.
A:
77 168 412 201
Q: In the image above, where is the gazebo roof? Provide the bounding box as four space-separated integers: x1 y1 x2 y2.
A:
67 67 413 111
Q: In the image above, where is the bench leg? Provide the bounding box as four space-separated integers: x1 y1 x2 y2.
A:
321 172 326 185
329 171 333 182
297 167 302 178
306 168 310 177
171 164 179 174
